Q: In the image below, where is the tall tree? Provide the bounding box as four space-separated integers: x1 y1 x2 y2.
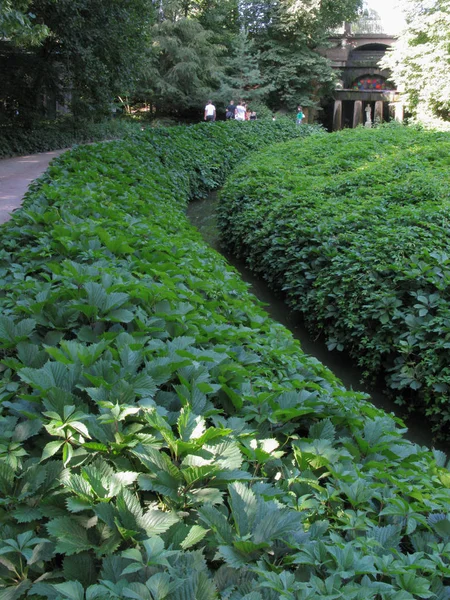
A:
33 0 155 118
139 17 223 115
219 30 265 106
245 0 363 111
382 0 450 123
0 0 155 123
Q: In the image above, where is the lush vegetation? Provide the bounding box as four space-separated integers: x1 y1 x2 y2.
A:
219 125 450 435
1 120 450 598
0 119 144 159
382 0 450 127
0 0 364 125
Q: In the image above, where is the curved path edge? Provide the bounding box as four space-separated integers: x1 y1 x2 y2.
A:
0 149 67 224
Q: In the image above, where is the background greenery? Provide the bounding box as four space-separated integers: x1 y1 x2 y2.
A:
3 1 450 129
0 119 143 159
382 0 450 127
1 121 450 599
0 0 363 125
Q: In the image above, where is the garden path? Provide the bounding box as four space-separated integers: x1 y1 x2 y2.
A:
0 149 66 224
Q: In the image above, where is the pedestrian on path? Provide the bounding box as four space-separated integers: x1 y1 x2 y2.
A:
226 100 236 120
235 100 246 121
204 100 216 122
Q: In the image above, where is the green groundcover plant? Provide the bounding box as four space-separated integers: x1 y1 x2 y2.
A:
219 124 450 436
1 121 450 599
0 119 142 159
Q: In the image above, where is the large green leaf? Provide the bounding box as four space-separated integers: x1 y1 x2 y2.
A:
46 517 92 556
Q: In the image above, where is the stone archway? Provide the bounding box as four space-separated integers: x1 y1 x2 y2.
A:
319 28 403 130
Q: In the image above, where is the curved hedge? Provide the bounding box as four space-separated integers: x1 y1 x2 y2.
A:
0 119 143 158
1 121 450 599
218 125 450 433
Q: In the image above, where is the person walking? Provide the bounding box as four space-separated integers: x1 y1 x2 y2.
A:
235 100 246 121
204 100 216 122
226 100 236 120
296 106 304 125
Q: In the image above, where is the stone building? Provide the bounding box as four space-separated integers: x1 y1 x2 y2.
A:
320 22 403 130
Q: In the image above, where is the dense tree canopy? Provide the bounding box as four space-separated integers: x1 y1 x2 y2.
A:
1 0 155 122
141 17 223 114
1 0 366 124
382 0 450 124
0 0 48 45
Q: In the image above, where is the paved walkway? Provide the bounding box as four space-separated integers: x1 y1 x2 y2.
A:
0 149 66 224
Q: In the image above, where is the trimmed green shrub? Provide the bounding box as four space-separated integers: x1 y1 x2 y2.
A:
219 124 450 434
0 118 142 158
0 121 449 599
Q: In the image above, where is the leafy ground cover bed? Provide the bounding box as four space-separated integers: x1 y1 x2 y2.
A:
1 121 450 599
0 119 142 159
218 125 450 436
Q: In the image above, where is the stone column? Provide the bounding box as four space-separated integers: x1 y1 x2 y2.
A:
353 100 363 128
395 102 404 123
333 100 342 131
374 100 383 123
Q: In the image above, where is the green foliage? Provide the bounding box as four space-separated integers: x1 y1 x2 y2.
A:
382 0 450 125
0 119 142 159
140 17 223 115
219 124 450 434
239 0 364 110
0 0 155 124
0 120 449 597
218 30 266 109
0 0 49 46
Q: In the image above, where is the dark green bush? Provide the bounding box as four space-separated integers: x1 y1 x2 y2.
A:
0 118 142 158
219 124 450 433
0 121 449 599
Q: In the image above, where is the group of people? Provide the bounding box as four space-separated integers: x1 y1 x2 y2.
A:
204 99 305 123
204 100 256 122
225 100 257 121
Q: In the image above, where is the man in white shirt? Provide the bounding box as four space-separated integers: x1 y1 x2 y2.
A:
204 100 216 121
235 100 246 121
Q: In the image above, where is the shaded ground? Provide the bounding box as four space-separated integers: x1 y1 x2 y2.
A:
0 149 66 224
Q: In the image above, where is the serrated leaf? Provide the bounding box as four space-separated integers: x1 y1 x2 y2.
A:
216 545 248 568
139 508 180 535
46 517 92 556
12 507 43 523
28 541 55 565
63 553 98 588
12 419 42 443
0 579 32 600
187 487 224 505
228 482 257 537
308 418 336 441
41 440 65 462
181 465 219 486
67 497 93 513
108 309 134 323
122 582 152 600
198 505 234 544
180 525 209 550
53 580 85 600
